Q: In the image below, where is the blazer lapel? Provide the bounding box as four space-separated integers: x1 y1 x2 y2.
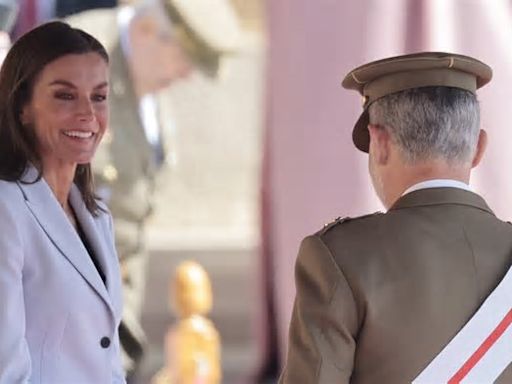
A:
68 185 118 300
17 168 113 314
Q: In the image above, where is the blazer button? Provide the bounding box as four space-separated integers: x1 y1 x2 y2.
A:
100 337 111 348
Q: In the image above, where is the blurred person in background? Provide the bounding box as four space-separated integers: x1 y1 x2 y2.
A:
0 0 18 65
12 0 50 38
65 0 241 381
56 0 117 18
12 0 119 37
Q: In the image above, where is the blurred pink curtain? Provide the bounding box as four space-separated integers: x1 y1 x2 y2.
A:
261 0 512 372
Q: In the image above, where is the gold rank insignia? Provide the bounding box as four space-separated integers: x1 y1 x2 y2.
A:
324 216 343 228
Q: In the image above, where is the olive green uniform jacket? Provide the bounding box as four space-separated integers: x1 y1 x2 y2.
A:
280 187 512 383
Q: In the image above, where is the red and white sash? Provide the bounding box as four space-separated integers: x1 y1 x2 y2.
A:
413 266 512 383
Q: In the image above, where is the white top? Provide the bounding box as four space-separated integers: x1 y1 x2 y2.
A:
403 179 472 196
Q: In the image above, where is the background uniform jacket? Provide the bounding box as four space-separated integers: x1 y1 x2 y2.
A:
0 168 125 383
66 9 164 371
280 187 512 383
66 8 163 371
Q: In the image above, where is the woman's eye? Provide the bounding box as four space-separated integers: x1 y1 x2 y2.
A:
54 92 74 100
92 94 107 102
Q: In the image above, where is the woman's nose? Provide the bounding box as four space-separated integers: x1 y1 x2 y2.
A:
77 98 94 121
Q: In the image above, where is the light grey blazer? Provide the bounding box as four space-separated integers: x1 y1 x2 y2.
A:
0 167 126 384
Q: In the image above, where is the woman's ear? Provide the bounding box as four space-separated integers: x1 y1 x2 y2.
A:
368 124 390 165
20 105 32 126
472 129 487 168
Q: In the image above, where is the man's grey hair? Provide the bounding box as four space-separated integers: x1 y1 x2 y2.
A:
368 87 480 164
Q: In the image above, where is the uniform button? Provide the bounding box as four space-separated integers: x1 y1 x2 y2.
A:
100 337 111 348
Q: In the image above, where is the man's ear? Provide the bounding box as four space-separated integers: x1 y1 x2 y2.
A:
368 124 390 165
472 129 487 168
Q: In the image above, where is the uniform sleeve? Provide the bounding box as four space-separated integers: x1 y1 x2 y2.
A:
92 134 115 203
279 235 359 384
0 198 31 382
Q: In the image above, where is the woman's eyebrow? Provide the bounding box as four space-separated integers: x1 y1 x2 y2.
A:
48 79 76 88
48 80 109 89
94 82 109 90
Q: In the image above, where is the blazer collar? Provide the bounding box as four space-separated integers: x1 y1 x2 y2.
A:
390 187 494 216
17 166 114 315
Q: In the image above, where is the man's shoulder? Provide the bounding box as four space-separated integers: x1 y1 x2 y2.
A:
64 8 119 51
311 211 392 267
64 7 116 26
316 211 385 237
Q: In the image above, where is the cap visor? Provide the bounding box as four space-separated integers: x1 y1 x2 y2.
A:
352 110 370 152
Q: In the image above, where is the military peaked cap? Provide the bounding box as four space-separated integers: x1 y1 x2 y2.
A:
342 52 492 152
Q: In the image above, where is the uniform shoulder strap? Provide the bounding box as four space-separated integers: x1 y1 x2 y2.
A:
319 212 382 235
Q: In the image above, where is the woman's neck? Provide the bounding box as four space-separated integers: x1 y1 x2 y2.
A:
42 161 77 209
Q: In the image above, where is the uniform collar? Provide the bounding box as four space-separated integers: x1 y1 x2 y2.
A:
390 187 494 216
402 178 472 196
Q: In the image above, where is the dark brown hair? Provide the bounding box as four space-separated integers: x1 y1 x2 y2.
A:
0 21 109 215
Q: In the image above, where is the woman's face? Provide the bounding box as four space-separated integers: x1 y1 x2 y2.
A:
21 52 109 168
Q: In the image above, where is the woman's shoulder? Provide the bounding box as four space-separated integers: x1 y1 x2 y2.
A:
95 198 110 214
96 199 113 224
0 165 41 202
0 180 26 219
0 179 24 199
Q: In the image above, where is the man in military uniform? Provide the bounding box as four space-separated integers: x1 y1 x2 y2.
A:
279 52 512 383
65 0 240 380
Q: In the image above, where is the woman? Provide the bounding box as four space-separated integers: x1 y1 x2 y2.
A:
0 22 125 383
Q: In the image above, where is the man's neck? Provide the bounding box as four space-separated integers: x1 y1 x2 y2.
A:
402 178 472 196
384 160 471 208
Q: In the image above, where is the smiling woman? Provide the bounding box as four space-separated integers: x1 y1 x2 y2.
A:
20 53 109 187
0 22 126 383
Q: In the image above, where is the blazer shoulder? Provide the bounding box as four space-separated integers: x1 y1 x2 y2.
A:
0 178 19 189
95 198 110 214
93 198 114 229
316 211 384 236
0 179 25 203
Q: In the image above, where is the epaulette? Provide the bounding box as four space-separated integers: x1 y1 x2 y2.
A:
319 212 383 235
